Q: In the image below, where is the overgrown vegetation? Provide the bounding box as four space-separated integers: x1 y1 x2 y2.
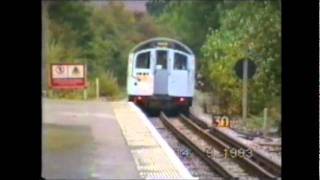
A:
149 0 281 132
44 1 169 99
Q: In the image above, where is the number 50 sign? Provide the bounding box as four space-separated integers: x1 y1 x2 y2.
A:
213 115 239 128
49 63 87 90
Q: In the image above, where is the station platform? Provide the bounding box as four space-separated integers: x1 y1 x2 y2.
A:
42 99 195 179
112 102 195 179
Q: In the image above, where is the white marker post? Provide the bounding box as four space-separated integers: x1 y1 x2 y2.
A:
83 89 87 100
48 90 52 98
242 60 248 121
96 78 99 100
263 108 268 136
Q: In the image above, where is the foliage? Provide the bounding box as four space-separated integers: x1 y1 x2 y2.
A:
48 1 93 50
146 0 170 17
152 0 281 126
201 1 281 115
84 2 167 85
156 0 237 56
99 71 121 99
45 1 168 98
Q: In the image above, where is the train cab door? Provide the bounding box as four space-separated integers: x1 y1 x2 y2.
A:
169 51 191 96
133 50 153 95
154 50 169 95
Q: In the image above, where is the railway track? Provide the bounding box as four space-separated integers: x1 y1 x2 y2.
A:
188 113 281 177
159 112 281 179
149 117 222 179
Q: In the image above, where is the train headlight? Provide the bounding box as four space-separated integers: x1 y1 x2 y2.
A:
176 97 188 106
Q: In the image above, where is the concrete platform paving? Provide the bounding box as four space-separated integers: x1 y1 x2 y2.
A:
42 98 140 179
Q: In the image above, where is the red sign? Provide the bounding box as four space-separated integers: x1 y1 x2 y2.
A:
49 63 87 90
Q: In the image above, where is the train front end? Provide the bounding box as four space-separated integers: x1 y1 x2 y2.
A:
127 37 195 113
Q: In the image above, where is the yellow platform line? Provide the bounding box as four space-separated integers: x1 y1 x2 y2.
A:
111 102 196 179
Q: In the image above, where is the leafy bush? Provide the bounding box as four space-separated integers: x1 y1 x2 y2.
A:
98 72 121 99
200 1 281 117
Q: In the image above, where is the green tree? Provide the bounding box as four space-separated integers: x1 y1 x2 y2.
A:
48 1 93 50
201 1 281 116
84 2 166 86
146 0 170 17
46 0 176 94
155 0 237 56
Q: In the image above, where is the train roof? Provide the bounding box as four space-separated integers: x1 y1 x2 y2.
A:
129 37 194 55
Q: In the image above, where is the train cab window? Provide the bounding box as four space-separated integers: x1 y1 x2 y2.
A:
174 53 187 70
136 52 150 69
156 50 167 69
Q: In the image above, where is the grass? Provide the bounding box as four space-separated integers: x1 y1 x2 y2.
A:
194 90 281 136
231 114 281 136
47 87 126 101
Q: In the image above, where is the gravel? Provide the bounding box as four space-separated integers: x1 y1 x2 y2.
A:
190 104 282 165
149 117 223 180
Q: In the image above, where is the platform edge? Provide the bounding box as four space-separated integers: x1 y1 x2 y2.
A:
128 102 198 180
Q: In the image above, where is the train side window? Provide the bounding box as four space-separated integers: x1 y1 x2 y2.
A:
156 50 167 69
136 52 150 69
174 53 187 70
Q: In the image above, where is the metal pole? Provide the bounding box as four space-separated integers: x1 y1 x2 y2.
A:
96 78 99 100
42 1 48 95
242 60 248 121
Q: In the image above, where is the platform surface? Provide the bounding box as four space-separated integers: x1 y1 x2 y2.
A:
112 101 195 179
42 99 140 179
42 99 194 179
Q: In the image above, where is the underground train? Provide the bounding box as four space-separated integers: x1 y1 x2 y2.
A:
127 37 195 113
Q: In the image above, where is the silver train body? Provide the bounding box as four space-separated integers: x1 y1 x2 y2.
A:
127 37 195 111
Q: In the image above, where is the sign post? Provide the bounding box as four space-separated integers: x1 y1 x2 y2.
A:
242 60 248 121
234 59 257 121
50 64 86 90
49 64 87 100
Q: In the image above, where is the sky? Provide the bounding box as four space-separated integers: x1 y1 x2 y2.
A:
123 0 148 12
88 0 148 12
